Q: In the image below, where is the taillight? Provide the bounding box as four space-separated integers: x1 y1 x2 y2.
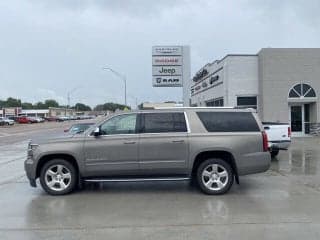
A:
288 127 291 138
262 131 268 152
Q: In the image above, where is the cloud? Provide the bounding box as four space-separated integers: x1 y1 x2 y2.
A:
36 89 66 104
0 0 319 108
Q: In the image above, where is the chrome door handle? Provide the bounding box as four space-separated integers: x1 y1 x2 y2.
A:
172 140 184 143
124 141 136 144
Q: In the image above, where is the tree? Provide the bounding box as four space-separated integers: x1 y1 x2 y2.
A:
5 97 21 107
73 103 91 111
44 99 59 108
21 102 33 109
94 102 130 112
34 102 46 109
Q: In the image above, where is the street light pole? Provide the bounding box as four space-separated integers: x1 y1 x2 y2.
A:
102 67 127 106
67 86 81 109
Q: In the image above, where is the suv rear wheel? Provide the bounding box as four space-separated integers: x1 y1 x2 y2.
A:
40 159 77 195
196 158 234 195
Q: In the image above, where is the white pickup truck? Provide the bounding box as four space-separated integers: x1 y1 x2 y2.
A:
262 122 291 157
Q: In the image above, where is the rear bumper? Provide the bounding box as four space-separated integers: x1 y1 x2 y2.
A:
237 152 271 176
269 140 291 150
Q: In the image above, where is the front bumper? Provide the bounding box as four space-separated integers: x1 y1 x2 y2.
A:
24 157 37 187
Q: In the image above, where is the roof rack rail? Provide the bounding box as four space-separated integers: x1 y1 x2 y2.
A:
153 106 235 109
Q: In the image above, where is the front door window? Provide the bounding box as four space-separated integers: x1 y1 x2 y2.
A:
100 114 137 135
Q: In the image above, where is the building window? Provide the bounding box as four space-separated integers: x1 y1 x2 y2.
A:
288 83 316 98
237 96 257 109
206 97 224 107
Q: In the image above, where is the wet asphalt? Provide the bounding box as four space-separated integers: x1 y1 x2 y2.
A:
0 123 320 239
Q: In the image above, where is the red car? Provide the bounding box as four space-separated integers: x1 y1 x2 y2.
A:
17 116 37 124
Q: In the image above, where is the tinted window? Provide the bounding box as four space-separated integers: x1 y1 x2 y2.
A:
197 112 260 132
141 112 187 133
206 98 224 107
237 97 257 106
100 114 137 135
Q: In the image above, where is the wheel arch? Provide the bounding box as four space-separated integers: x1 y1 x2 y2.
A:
36 153 79 179
192 150 239 184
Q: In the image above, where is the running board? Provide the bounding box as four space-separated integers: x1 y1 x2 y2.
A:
85 177 190 183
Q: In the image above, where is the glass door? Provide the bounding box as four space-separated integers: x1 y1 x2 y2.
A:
291 105 302 132
304 104 310 134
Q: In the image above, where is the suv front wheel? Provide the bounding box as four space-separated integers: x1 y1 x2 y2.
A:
196 158 234 195
40 159 77 195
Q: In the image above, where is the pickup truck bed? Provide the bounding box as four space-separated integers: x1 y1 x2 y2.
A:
262 122 291 157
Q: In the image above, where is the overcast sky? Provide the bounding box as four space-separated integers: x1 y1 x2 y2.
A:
1 0 319 107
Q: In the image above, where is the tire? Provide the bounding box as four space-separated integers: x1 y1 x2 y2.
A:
5 122 9 126
196 158 234 195
271 149 279 158
40 159 77 195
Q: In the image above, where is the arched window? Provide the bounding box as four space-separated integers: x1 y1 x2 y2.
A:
288 83 316 98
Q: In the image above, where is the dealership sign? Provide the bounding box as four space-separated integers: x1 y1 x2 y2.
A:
152 46 187 87
152 66 182 76
152 76 183 87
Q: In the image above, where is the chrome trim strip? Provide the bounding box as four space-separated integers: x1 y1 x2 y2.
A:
140 160 185 164
85 161 138 166
85 177 190 182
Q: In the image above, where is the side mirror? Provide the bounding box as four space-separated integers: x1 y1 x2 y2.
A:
93 127 100 137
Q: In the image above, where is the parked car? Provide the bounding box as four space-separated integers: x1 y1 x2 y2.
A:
17 116 30 124
0 117 15 126
262 122 291 157
17 116 38 124
34 117 45 123
64 123 95 134
24 108 271 195
56 116 69 122
44 116 58 122
27 117 39 123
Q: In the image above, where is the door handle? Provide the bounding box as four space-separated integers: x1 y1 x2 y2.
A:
172 140 184 143
124 141 136 144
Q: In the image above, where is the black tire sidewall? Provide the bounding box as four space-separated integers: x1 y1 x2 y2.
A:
196 158 234 195
40 159 77 195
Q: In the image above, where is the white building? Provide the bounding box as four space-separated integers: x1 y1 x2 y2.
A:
190 48 320 135
191 54 258 108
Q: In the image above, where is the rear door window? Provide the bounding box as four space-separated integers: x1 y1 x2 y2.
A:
196 112 259 132
141 112 187 133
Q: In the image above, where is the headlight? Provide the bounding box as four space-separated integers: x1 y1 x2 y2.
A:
27 140 39 156
28 140 39 150
30 144 39 150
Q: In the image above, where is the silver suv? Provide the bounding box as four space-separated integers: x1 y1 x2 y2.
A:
24 108 271 195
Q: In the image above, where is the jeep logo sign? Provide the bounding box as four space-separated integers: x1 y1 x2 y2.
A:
152 66 182 76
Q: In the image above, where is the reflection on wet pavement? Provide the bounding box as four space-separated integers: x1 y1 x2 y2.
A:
271 138 319 176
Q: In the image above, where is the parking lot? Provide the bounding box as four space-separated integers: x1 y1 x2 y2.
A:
1 123 320 239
